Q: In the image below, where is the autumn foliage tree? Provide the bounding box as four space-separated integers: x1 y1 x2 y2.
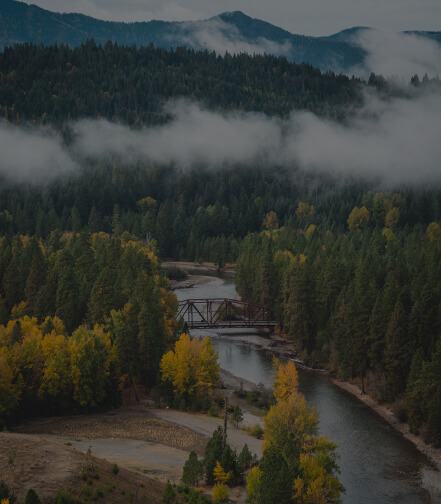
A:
160 333 220 406
247 360 344 504
347 206 369 232
272 357 299 402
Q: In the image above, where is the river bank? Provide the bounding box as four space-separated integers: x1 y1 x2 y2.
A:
332 379 441 473
218 331 441 475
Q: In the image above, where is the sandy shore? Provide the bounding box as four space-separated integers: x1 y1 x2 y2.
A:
162 261 235 275
163 263 234 291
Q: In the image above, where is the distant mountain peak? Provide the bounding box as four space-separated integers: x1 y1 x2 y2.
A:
217 10 250 19
325 26 371 41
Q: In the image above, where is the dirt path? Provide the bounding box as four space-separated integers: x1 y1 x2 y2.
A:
150 409 263 458
61 437 190 484
6 407 210 493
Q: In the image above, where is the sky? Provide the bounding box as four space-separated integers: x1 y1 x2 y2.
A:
21 0 441 36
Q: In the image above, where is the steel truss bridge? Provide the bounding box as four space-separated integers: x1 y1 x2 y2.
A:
177 298 276 330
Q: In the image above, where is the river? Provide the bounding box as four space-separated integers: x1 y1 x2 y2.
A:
174 273 438 503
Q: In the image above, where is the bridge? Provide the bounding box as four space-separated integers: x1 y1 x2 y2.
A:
177 298 276 330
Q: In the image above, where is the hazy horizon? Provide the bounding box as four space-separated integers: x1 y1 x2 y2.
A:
19 0 441 37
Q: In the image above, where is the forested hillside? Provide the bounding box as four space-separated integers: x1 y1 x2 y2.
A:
0 41 364 125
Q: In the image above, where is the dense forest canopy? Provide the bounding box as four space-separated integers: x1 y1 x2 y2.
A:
0 41 366 125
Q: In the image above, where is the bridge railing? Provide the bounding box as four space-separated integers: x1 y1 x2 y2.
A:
177 298 275 329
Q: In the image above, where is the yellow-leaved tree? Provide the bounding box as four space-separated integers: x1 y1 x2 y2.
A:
247 360 344 504
160 333 220 398
213 461 232 485
293 438 343 504
263 391 318 452
272 357 299 402
347 206 369 232
246 466 262 504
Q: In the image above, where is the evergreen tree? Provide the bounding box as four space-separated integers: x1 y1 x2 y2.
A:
182 451 204 487
25 250 46 315
384 301 409 400
55 249 79 333
204 426 224 485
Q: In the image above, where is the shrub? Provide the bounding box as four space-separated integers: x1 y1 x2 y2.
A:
82 485 91 497
92 488 104 501
0 481 17 504
208 405 218 417
162 481 176 503
245 423 264 439
24 490 41 504
212 483 229 503
54 491 81 504
392 399 408 423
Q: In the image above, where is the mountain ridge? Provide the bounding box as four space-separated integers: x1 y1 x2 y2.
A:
1 1 440 72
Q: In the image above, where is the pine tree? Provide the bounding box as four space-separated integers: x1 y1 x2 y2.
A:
384 301 409 400
25 251 46 315
258 446 295 504
182 451 203 487
204 426 224 485
55 249 79 333
406 349 424 434
283 261 316 356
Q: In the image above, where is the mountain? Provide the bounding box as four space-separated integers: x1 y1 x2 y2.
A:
0 0 439 72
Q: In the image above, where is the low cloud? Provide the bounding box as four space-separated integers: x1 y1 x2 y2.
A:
284 92 441 185
350 29 441 80
73 101 282 167
73 95 441 186
174 18 293 57
2 93 441 186
0 121 76 182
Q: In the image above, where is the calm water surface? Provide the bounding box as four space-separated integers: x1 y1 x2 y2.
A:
175 274 435 503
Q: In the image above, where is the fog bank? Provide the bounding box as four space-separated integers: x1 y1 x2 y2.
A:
1 92 441 187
